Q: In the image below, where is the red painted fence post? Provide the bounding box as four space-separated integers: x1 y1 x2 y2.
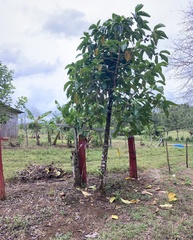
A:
0 130 6 200
78 135 87 185
128 135 138 179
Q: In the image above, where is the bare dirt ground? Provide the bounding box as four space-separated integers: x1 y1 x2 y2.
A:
1 165 193 240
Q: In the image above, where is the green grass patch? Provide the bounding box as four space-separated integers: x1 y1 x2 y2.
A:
2 137 193 180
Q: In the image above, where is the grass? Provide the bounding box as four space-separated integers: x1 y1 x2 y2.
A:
2 134 193 180
2 134 193 239
50 233 72 240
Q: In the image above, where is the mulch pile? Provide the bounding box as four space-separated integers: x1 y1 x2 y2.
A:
17 163 66 182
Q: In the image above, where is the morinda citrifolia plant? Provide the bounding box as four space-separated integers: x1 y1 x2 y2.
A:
63 4 173 189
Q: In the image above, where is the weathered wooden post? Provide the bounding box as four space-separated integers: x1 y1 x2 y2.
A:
186 139 189 168
0 130 6 200
78 134 87 185
128 135 138 179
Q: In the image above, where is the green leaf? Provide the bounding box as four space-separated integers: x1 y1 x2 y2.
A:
160 50 170 55
89 24 97 30
158 71 166 81
39 111 52 120
155 30 168 39
160 54 169 63
64 81 72 92
55 100 62 111
137 11 150 18
154 23 166 30
135 4 144 12
26 109 35 120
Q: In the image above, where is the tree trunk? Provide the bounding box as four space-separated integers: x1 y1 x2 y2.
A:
73 127 81 187
100 92 113 190
25 126 28 148
52 132 60 146
35 125 40 146
48 131 52 145
78 135 87 185
177 130 179 140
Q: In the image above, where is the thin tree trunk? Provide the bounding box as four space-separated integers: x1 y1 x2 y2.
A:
100 92 113 190
73 127 81 187
25 127 28 148
166 141 171 174
99 44 120 189
48 131 52 145
35 128 40 146
52 132 60 146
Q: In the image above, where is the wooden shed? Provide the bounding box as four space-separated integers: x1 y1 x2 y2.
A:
0 105 23 138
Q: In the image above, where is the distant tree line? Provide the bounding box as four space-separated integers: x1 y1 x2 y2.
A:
149 103 193 140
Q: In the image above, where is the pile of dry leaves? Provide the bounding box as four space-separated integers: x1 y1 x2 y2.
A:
16 163 66 182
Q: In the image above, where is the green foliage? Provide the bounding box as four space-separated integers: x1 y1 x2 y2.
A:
89 131 104 147
167 136 173 141
28 122 42 131
153 103 193 134
26 109 52 145
65 128 74 147
64 5 171 136
14 96 28 111
0 62 15 105
0 62 15 122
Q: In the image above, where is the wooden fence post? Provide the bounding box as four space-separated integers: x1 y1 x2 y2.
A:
186 140 189 168
128 135 138 179
0 130 6 200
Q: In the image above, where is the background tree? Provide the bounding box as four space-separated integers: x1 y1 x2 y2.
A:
156 103 193 139
26 109 52 145
64 4 173 188
55 100 84 186
51 112 65 146
170 2 193 102
0 62 15 122
41 119 56 145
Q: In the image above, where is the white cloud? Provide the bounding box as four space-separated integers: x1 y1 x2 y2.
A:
43 9 90 37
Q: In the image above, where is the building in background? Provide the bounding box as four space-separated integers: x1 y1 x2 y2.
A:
0 105 23 138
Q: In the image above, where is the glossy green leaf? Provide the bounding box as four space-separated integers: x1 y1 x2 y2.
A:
154 23 166 30
137 11 150 18
135 4 144 12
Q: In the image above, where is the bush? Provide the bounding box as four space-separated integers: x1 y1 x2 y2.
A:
167 136 173 141
65 129 74 147
180 136 185 141
186 137 191 142
90 132 103 147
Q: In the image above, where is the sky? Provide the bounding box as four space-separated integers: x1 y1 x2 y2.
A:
0 0 190 115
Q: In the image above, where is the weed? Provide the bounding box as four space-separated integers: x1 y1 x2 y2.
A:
184 176 192 186
48 186 55 196
11 216 30 230
98 222 147 240
50 232 72 240
39 207 53 218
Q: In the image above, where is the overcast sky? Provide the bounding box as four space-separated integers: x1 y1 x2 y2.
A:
0 0 190 114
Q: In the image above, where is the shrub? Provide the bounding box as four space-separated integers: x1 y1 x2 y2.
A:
180 136 185 141
167 136 173 141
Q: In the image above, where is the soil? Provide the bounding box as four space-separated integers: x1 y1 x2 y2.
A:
0 165 193 240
